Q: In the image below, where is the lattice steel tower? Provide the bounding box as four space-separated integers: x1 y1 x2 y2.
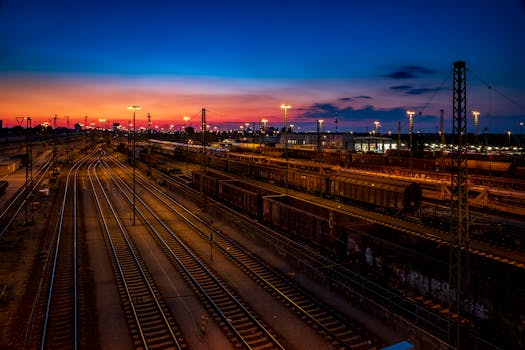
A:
449 60 470 349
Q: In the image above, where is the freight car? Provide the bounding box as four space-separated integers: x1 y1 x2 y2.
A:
263 195 375 259
249 163 327 194
0 180 8 196
153 140 422 213
329 174 422 213
218 180 279 218
191 170 232 197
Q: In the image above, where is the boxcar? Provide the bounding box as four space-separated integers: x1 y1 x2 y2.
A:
329 174 422 213
192 171 232 197
287 170 327 194
0 180 8 195
218 180 278 218
208 155 228 171
262 195 371 258
250 163 286 185
227 159 252 176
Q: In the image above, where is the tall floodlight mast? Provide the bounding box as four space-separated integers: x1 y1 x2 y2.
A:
449 60 470 350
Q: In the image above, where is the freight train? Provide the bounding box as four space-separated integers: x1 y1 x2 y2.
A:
150 139 518 177
150 140 422 213
191 170 524 349
192 170 374 260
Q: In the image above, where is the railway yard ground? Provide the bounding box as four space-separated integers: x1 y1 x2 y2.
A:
1 151 400 349
1 143 525 349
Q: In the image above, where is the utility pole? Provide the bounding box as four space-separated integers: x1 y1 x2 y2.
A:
84 115 88 150
16 116 33 224
440 109 445 146
201 108 207 206
449 60 470 350
397 121 401 149
53 115 59 175
67 116 72 165
128 105 141 225
147 113 151 176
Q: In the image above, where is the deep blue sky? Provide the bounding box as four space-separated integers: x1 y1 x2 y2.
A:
1 0 524 134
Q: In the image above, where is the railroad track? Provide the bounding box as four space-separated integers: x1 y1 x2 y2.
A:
107 155 383 349
128 153 509 348
149 162 495 347
0 159 53 238
25 154 91 349
101 156 285 349
88 157 188 350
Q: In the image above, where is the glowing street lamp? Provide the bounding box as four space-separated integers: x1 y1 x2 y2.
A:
374 120 381 134
98 118 107 130
261 118 268 131
128 105 141 225
472 110 480 145
183 115 190 131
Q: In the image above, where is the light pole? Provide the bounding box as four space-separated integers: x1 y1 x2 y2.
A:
406 110 415 177
183 115 190 131
280 104 292 193
128 105 141 225
374 120 381 135
261 118 268 146
280 104 292 157
472 110 480 146
147 113 151 176
406 110 415 150
317 119 324 159
16 116 33 224
261 118 268 130
508 130 512 146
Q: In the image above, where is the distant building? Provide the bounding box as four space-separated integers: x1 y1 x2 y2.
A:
0 120 3 129
113 123 121 131
280 132 397 153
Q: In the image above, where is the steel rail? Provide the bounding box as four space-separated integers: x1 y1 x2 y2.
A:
88 158 185 350
40 154 90 349
101 157 284 350
113 158 383 349
0 160 53 237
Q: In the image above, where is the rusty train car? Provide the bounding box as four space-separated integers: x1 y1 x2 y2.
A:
150 140 422 213
0 180 8 196
192 171 374 260
262 194 375 258
330 174 422 213
190 170 524 348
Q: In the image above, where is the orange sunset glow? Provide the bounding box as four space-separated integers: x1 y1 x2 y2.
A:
0 73 328 129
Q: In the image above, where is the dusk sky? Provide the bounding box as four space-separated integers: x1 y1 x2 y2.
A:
1 0 524 134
